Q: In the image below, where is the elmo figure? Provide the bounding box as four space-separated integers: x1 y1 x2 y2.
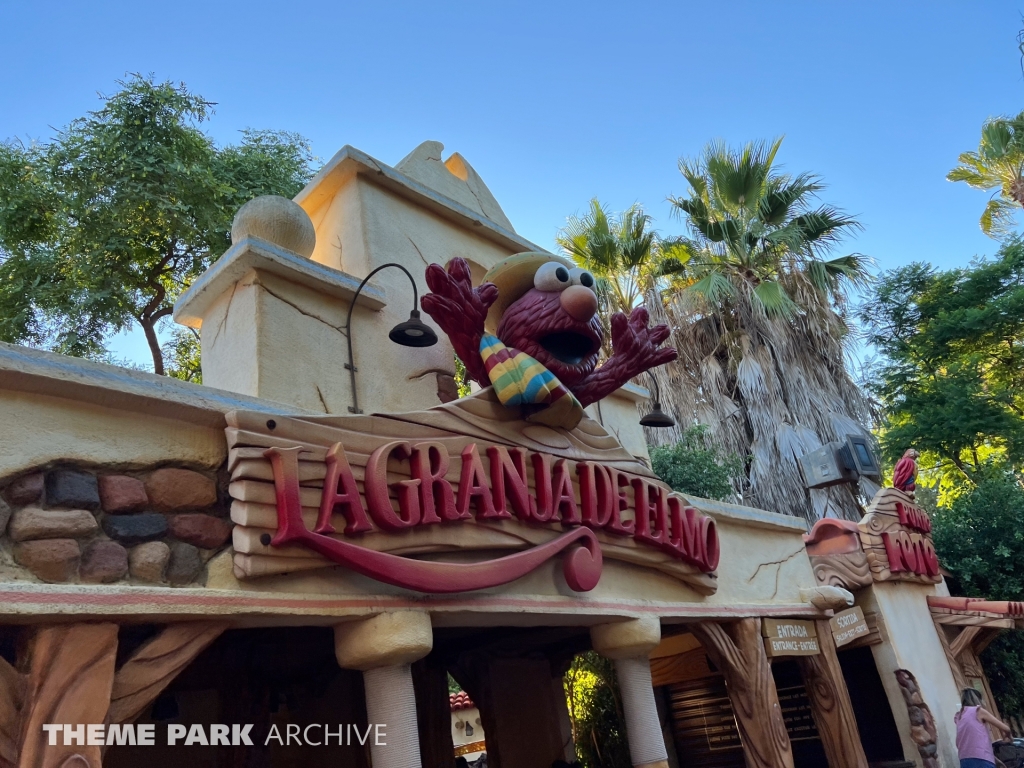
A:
421 253 677 429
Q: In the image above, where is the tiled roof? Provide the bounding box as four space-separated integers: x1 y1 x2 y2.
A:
449 691 475 711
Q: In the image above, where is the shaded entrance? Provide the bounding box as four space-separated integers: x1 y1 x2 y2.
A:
106 626 372 768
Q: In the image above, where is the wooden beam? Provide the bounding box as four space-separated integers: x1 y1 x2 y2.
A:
691 619 794 768
974 628 1003 656
798 621 869 768
108 621 227 725
950 626 982 659
933 621 968 699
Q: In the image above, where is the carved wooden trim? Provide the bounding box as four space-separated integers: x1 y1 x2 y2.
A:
934 620 969 694
690 619 794 768
108 622 227 725
18 623 119 768
810 552 872 592
949 626 982 659
858 489 940 584
797 621 868 768
0 657 24 767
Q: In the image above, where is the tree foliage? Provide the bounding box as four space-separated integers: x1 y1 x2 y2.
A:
650 425 744 500
860 240 1024 495
650 138 874 521
931 469 1024 717
0 75 314 375
563 651 631 768
948 112 1024 237
557 199 680 316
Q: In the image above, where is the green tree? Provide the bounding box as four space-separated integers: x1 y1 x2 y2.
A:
564 651 632 768
948 113 1024 237
658 138 873 522
650 425 744 500
859 240 1024 495
0 75 314 376
931 468 1024 717
557 199 676 316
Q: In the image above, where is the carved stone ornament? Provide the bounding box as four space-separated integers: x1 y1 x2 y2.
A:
227 388 721 596
804 487 940 588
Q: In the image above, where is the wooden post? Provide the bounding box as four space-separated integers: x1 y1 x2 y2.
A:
18 623 119 768
412 656 456 768
797 621 869 768
690 619 794 768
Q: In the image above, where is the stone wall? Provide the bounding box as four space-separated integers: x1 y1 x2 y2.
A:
0 464 230 587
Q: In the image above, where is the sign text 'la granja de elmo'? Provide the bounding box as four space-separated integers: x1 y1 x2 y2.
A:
264 438 720 593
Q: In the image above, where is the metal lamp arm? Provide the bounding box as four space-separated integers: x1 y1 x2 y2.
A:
345 262 421 414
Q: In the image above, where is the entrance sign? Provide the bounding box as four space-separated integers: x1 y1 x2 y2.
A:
762 619 821 657
225 390 721 595
829 606 869 648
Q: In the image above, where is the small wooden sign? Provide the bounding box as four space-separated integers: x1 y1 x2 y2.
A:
762 619 820 657
829 606 869 648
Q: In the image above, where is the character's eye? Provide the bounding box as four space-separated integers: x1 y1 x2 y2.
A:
569 267 595 288
534 261 571 292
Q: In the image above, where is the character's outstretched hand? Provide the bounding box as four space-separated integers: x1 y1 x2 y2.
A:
571 306 677 408
608 307 677 374
421 257 498 384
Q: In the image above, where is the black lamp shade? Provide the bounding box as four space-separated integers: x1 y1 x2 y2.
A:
389 309 438 348
640 402 676 428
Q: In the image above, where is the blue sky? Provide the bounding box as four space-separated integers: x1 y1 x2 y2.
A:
1 1 1021 367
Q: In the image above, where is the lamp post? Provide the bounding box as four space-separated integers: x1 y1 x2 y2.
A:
639 372 675 428
345 262 438 414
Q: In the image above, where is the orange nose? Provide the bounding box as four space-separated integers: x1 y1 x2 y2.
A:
560 285 598 321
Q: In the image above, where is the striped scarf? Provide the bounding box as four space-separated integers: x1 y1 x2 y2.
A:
479 333 584 429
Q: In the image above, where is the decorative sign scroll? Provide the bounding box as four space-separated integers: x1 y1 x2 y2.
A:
762 619 821 657
225 390 721 595
859 489 941 584
829 606 869 648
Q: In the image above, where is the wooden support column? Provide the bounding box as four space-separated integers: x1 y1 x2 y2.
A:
108 622 227 725
18 623 119 768
690 619 794 768
411 655 456 768
797 621 868 768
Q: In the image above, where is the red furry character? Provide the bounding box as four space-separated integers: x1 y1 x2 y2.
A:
421 254 677 424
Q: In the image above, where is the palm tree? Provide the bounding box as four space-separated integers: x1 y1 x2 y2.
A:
556 199 671 316
653 138 875 522
948 113 1024 237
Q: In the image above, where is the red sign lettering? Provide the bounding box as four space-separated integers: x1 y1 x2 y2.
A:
264 440 721 593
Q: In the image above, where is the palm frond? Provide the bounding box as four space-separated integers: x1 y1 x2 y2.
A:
980 196 1018 237
686 270 735 306
751 280 798 317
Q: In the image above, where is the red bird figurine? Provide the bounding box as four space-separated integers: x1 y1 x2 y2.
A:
892 449 919 496
421 253 677 428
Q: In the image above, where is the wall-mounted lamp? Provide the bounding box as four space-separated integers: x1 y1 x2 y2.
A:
639 373 676 428
346 262 438 414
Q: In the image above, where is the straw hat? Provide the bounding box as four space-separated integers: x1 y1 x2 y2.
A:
482 252 575 334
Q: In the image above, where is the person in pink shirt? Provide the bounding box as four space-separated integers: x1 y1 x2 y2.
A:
956 688 1012 768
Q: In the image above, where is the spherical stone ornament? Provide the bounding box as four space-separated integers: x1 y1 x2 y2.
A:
231 195 316 258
